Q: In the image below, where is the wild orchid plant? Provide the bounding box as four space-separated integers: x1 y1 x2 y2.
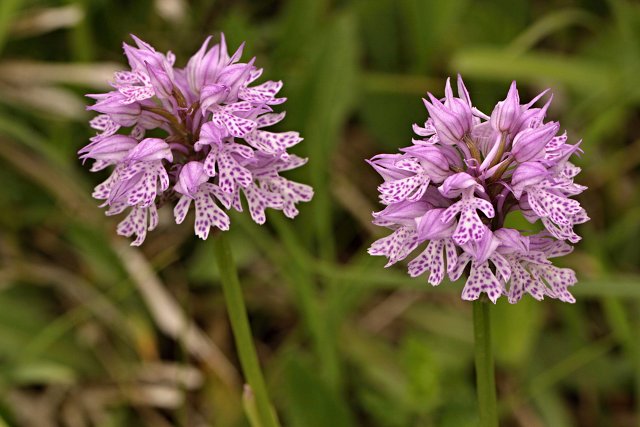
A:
367 76 588 426
79 34 310 427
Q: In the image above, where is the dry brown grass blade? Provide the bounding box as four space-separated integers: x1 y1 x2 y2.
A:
359 290 422 333
154 0 187 24
10 5 84 38
0 83 87 119
0 61 119 89
331 172 380 236
115 241 240 388
136 362 204 389
80 383 185 408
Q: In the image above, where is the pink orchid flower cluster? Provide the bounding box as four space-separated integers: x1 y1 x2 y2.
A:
368 76 588 303
79 34 312 245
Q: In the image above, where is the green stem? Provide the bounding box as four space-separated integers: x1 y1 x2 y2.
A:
488 133 507 169
141 106 189 138
270 215 342 390
213 233 280 427
473 300 499 427
463 135 483 164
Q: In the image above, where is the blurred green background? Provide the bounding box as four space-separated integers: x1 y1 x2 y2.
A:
0 0 639 426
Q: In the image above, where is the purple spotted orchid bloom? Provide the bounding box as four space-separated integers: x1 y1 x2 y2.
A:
368 76 588 303
80 34 312 245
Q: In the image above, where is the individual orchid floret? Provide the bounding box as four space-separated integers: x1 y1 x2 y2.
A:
80 34 312 245
423 78 473 146
243 153 313 222
511 121 560 163
515 168 587 243
423 95 467 146
510 161 548 198
381 157 430 202
439 173 495 245
449 230 510 303
490 81 520 134
89 138 172 209
86 92 142 127
79 134 138 165
496 229 577 303
407 208 457 286
185 34 244 95
368 75 588 303
174 162 230 239
368 225 420 268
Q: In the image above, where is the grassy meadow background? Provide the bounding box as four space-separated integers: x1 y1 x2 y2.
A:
1 0 639 426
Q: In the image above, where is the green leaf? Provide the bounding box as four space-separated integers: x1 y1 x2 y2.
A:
491 298 544 368
400 333 441 413
507 9 597 55
400 0 470 71
290 10 359 259
451 48 614 91
356 0 400 71
9 362 76 385
0 0 23 55
359 92 425 151
281 353 355 427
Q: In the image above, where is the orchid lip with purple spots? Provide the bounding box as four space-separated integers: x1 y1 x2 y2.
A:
80 34 312 245
368 76 588 304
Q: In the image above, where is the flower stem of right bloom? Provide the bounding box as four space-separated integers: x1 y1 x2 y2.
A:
213 233 281 427
473 299 498 427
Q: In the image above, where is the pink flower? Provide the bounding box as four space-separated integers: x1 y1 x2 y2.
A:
368 76 587 303
80 34 312 245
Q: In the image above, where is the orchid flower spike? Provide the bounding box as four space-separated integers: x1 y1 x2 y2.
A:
81 34 313 245
368 76 588 304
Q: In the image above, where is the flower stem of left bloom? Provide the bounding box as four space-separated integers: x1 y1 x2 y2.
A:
213 233 281 427
473 299 499 427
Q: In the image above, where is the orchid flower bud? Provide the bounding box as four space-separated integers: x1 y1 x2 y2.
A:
511 121 559 163
490 81 520 133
